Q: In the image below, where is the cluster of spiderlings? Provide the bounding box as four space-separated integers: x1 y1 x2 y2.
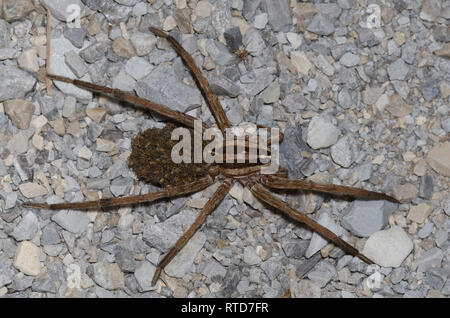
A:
128 123 211 188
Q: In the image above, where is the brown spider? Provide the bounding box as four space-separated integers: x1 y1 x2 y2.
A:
23 27 398 287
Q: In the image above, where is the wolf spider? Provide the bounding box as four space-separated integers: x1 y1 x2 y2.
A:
23 27 398 287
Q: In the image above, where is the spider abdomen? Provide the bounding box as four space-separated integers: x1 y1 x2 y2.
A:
128 123 212 188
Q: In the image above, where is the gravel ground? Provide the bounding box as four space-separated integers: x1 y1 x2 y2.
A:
0 0 449 298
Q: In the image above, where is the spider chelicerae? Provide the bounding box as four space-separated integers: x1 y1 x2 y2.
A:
23 27 398 287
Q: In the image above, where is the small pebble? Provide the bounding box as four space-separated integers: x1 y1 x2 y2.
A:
112 37 136 59
363 226 413 268
18 48 39 73
19 182 48 198
13 241 41 276
4 99 34 129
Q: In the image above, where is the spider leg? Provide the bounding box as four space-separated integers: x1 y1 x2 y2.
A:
149 27 231 133
22 176 214 211
262 175 399 203
46 74 206 130
246 180 374 264
152 178 232 286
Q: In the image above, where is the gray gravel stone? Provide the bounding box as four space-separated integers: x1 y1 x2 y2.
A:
125 56 153 81
1 191 18 209
419 175 433 199
279 122 309 179
0 65 36 101
32 274 57 293
165 232 206 278
307 116 340 149
263 0 291 32
243 28 265 57
441 117 450 133
107 159 127 180
256 105 273 127
143 209 197 252
336 255 353 270
224 99 244 126
110 177 133 197
41 224 61 245
357 27 381 47
0 0 446 299
315 55 335 76
390 267 406 284
330 135 357 168
307 260 337 287
94 286 115 298
420 79 441 102
0 48 17 60
242 68 274 96
243 246 261 265
211 0 232 36
387 59 409 81
114 0 139 5
281 239 308 259
148 49 177 65
205 39 235 66
425 267 448 290
294 279 321 298
307 14 335 36
224 27 242 52
296 253 322 279
243 0 261 21
40 0 87 22
415 247 444 272
253 13 268 29
202 259 227 279
37 93 64 120
117 214 134 232
136 64 202 113
340 52 360 67
341 200 398 237
442 280 450 296
134 261 156 292
92 262 124 290
0 19 9 48
0 256 14 288
401 40 417 64
11 274 33 291
64 50 88 78
316 3 342 19
260 258 282 280
50 37 92 102
115 246 136 273
10 211 39 241
435 230 448 248
363 226 413 267
63 26 86 48
418 222 434 239
79 42 108 64
2 0 33 22
0 113 8 131
130 31 157 57
305 211 344 258
356 162 373 181
112 69 136 92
